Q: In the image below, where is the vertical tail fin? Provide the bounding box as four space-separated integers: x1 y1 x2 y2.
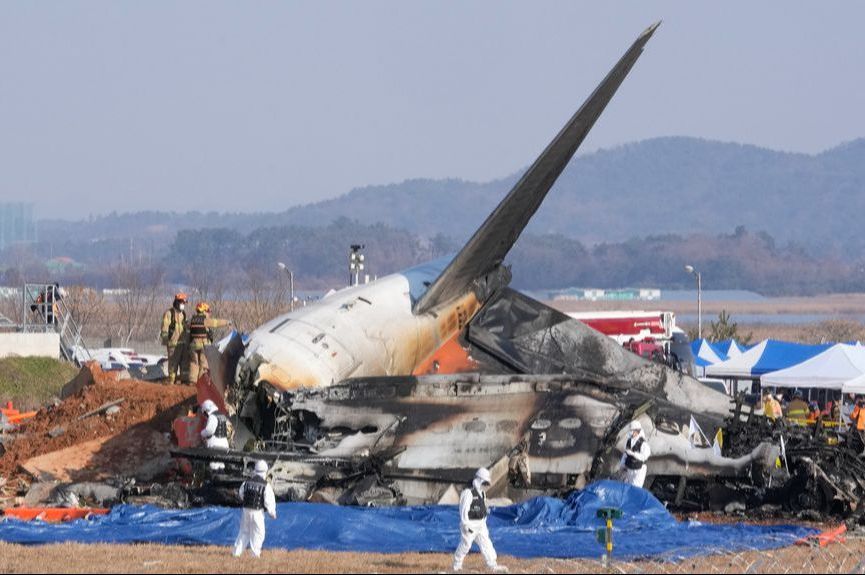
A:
414 22 661 314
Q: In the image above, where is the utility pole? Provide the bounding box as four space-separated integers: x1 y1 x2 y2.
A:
277 262 295 312
684 265 703 339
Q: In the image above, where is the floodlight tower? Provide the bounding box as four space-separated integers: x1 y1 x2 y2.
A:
684 264 703 340
349 244 365 287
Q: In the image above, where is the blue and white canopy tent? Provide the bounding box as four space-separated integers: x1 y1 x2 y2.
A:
705 340 833 381
690 339 727 377
715 339 747 358
761 344 865 393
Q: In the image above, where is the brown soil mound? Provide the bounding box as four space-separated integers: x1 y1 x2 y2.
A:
0 363 194 483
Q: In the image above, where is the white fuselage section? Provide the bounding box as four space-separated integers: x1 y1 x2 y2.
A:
239 258 480 392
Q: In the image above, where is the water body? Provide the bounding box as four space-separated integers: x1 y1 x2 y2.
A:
679 313 865 325
661 290 766 302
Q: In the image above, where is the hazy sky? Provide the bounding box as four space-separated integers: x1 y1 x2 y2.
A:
2 2 864 219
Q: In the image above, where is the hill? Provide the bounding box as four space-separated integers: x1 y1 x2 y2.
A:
34 137 865 258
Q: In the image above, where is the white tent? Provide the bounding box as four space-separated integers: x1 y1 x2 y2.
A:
706 340 832 379
760 344 865 391
843 371 865 394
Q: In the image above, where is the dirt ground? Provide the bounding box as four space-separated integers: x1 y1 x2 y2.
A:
0 363 195 491
1 538 864 574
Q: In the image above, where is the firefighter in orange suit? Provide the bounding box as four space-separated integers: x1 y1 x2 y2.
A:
160 293 188 384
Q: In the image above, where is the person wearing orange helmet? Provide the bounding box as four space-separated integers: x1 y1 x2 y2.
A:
160 293 188 385
185 301 231 385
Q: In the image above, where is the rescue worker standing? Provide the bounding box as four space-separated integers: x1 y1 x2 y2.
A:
233 460 277 558
786 390 809 424
200 399 231 470
452 468 507 573
618 420 651 488
806 402 821 425
160 293 188 385
850 397 865 452
762 390 783 420
185 302 231 385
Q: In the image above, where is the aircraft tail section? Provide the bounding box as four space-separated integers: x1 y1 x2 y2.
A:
414 22 660 315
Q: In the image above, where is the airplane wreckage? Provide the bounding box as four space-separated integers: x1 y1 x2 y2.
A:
173 23 865 521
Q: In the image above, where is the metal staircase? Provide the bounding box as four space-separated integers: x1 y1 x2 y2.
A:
21 283 92 365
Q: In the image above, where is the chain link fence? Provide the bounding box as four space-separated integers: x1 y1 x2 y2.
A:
521 535 865 574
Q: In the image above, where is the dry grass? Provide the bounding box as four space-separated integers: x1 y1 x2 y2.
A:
0 357 78 411
2 538 865 574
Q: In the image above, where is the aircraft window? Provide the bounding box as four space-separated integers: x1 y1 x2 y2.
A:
358 297 372 305
558 418 583 430
312 333 325 344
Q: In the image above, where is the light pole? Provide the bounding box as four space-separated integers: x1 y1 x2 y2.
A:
684 265 702 340
277 262 295 312
349 244 365 287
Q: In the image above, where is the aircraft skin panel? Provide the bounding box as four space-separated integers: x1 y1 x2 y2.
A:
238 272 481 392
286 374 770 484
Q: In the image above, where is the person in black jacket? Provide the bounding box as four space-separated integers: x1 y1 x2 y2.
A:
618 420 651 488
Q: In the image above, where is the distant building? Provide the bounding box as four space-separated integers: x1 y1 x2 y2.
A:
549 288 661 302
0 203 37 251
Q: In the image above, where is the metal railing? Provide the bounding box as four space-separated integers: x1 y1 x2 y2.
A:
21 283 92 364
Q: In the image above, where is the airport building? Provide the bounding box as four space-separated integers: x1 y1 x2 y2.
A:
0 202 37 251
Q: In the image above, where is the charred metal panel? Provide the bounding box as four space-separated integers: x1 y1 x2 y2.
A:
466 288 732 419
279 374 761 501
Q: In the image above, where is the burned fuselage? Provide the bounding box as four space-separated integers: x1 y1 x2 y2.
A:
174 21 865 520
216 287 778 507
206 22 783 506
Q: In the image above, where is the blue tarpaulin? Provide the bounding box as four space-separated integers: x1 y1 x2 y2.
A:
0 481 814 559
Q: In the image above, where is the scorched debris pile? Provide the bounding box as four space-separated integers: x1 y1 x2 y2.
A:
1 363 194 487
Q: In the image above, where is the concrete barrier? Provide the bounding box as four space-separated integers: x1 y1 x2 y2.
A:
0 332 60 359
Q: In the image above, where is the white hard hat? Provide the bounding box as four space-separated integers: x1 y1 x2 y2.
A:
475 468 492 484
201 399 217 414
629 420 643 433
254 460 268 474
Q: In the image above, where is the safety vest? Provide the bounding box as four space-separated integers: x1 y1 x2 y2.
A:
214 414 229 439
787 399 809 419
624 437 645 470
467 487 488 521
242 476 268 510
189 313 209 341
769 399 783 419
853 405 865 431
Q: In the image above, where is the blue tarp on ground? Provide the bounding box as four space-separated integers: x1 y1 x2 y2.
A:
0 481 815 559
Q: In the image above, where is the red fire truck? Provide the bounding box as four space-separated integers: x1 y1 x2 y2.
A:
566 311 689 369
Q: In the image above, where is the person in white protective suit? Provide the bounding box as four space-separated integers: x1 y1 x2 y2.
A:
200 399 230 471
233 460 277 558
452 467 508 572
618 420 652 488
